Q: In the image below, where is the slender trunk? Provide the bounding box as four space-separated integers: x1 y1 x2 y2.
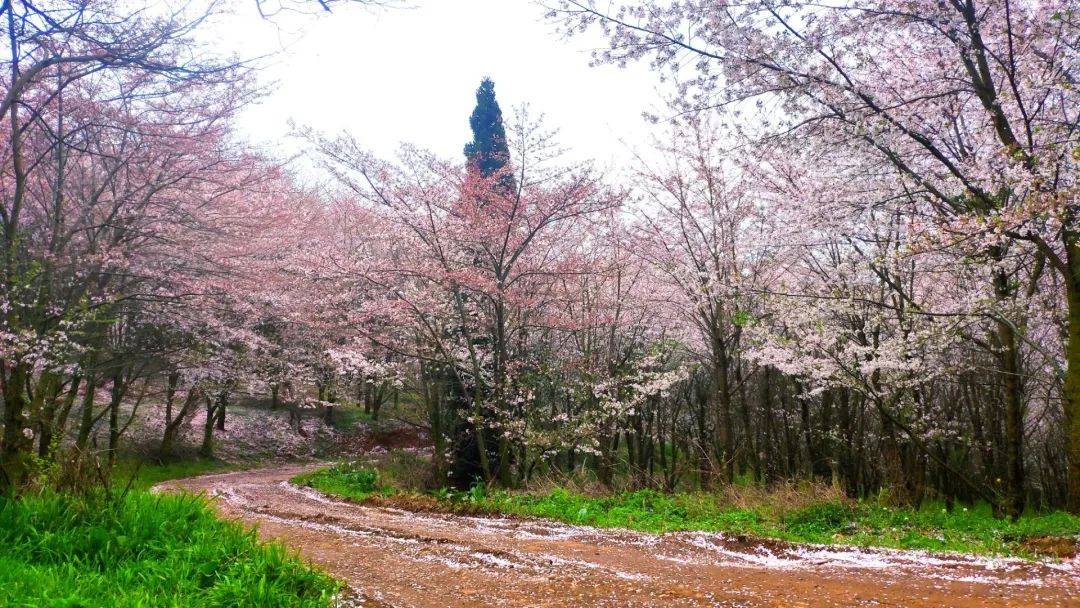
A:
426 369 446 483
992 261 1025 519
472 390 492 483
32 371 60 459
106 367 127 467
836 388 856 495
159 390 199 461
1063 234 1080 513
0 6 29 495
40 374 80 459
0 361 31 492
597 432 614 488
760 367 775 483
498 436 511 486
75 371 97 450
215 394 226 431
372 385 383 421
797 383 815 478
200 395 220 458
819 388 835 480
711 330 734 484
164 371 179 427
696 380 711 489
735 361 758 481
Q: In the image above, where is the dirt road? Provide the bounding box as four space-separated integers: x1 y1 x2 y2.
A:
158 465 1079 608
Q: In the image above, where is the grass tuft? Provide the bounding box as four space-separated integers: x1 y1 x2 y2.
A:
293 462 391 503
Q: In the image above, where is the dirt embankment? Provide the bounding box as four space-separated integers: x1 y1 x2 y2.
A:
159 465 1080 608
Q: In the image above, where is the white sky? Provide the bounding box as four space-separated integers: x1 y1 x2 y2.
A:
216 0 667 174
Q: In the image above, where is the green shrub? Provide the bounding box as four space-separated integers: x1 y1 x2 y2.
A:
293 462 388 502
782 501 856 536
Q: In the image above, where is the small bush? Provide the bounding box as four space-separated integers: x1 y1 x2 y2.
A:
335 466 381 493
782 501 856 536
293 462 389 502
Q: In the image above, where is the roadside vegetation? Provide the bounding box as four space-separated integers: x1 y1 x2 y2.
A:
0 386 371 607
0 489 339 607
114 458 239 491
295 455 1080 559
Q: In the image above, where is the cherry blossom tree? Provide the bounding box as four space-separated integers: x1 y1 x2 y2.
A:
630 118 778 485
0 0 318 491
308 107 621 486
554 0 1079 516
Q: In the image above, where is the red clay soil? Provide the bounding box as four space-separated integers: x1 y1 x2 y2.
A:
158 465 1080 608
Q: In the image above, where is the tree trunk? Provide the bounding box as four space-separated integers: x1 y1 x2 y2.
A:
106 368 126 467
426 369 446 484
797 383 815 478
159 390 199 461
1063 235 1080 513
0 361 32 493
760 366 776 484
200 396 217 458
736 361 759 482
372 386 383 421
992 262 1025 520
40 374 80 459
597 426 615 488
710 330 734 484
75 370 97 450
32 371 61 459
215 392 226 431
164 371 179 427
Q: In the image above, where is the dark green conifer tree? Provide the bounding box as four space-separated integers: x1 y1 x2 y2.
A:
464 78 510 179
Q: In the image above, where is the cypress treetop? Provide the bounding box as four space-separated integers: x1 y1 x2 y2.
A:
464 78 511 180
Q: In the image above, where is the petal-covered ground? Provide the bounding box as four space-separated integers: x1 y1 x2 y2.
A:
159 465 1080 608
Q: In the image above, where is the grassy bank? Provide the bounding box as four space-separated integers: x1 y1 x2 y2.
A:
113 457 240 491
295 460 1080 559
0 489 340 607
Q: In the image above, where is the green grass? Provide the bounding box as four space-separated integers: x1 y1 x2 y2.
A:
298 462 1080 558
469 488 1080 556
112 458 239 491
292 462 392 503
0 490 340 607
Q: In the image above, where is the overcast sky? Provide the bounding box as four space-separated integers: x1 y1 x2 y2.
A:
216 0 666 172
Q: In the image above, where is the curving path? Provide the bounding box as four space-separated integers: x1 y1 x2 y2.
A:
157 464 1080 608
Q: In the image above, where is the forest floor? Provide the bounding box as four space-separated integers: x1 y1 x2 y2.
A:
159 463 1080 608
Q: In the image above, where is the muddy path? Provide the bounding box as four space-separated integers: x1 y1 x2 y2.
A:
158 464 1079 608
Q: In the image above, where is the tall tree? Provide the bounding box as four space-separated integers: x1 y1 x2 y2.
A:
464 78 513 189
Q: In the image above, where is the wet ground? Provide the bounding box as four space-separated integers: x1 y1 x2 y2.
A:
158 465 1080 607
